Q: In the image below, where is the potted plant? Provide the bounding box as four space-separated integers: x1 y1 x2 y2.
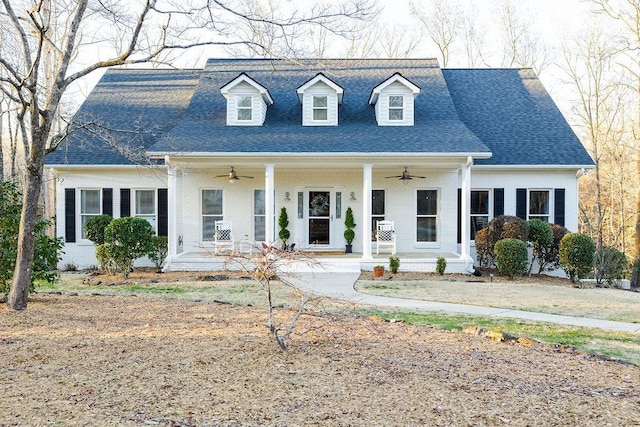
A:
278 207 290 250
373 264 385 277
344 206 356 253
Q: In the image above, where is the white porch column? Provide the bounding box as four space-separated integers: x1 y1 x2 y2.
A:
460 156 473 269
166 158 178 267
265 164 275 243
362 164 373 260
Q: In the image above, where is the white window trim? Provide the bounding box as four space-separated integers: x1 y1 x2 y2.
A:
134 189 157 233
78 188 102 245
528 189 552 222
415 188 440 249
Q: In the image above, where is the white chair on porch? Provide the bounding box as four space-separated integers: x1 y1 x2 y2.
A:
375 220 396 255
214 220 234 254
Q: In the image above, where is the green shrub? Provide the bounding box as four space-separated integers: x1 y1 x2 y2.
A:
559 233 596 282
0 180 63 294
494 238 529 279
475 215 528 267
593 247 628 285
344 207 356 245
536 224 569 274
104 217 155 278
527 219 553 274
278 207 290 249
389 255 400 273
148 236 168 270
436 257 447 275
96 244 118 275
84 214 113 245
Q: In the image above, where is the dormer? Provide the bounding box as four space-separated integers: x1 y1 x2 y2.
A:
369 73 420 126
296 73 344 126
220 73 273 126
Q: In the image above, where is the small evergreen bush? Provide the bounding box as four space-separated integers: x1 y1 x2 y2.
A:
559 233 596 282
527 219 553 275
436 257 447 275
148 236 168 270
104 217 155 278
593 247 628 285
494 238 528 279
278 207 290 249
536 224 569 274
96 244 118 275
389 255 400 273
475 215 528 267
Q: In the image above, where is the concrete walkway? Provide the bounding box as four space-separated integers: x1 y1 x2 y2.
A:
287 272 640 334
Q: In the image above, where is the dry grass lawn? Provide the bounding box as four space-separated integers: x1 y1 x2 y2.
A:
1 270 640 426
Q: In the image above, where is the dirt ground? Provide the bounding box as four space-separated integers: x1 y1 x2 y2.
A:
2 275 640 426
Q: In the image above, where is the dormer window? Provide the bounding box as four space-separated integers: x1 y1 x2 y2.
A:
369 73 420 126
220 73 273 126
297 73 343 126
388 95 404 121
237 96 253 121
313 96 328 121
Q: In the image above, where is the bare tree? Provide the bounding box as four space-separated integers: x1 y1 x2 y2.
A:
0 0 376 310
410 0 461 67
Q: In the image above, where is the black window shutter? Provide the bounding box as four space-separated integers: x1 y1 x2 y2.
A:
64 188 76 243
554 189 565 226
457 188 462 244
516 188 527 219
157 188 168 237
120 188 131 217
493 188 504 217
102 188 113 217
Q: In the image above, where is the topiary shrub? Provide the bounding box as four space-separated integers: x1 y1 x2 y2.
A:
104 217 155 278
436 256 447 275
527 219 553 275
593 247 628 286
148 236 168 270
84 214 113 245
536 224 569 274
494 238 529 279
559 233 596 283
278 207 290 250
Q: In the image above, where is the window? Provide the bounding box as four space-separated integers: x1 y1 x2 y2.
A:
237 95 252 121
202 189 223 241
80 189 101 239
470 190 489 240
313 96 328 120
371 190 385 240
529 190 550 222
135 189 156 229
417 190 438 242
254 189 265 241
388 95 404 121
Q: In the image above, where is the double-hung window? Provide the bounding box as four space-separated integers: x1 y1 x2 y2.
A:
237 95 252 121
388 95 404 121
202 189 223 241
313 96 328 121
470 190 490 240
80 189 101 240
135 189 156 230
529 190 550 222
417 190 438 242
371 189 386 240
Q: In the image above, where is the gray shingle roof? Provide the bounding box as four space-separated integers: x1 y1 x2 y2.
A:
46 58 593 167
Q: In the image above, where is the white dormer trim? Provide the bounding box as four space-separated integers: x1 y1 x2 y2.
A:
369 73 420 126
220 73 273 126
296 73 344 127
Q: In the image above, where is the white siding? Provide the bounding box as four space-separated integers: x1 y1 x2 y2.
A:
226 81 267 126
301 81 339 126
374 81 415 126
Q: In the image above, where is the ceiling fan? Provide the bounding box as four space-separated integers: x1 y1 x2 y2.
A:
385 167 426 182
215 167 254 183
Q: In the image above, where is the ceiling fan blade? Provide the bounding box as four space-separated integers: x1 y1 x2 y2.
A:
385 175 402 179
238 175 254 179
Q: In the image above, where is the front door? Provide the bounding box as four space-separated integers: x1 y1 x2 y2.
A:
308 190 332 247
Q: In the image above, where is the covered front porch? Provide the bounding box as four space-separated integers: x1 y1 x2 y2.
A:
161 155 479 274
